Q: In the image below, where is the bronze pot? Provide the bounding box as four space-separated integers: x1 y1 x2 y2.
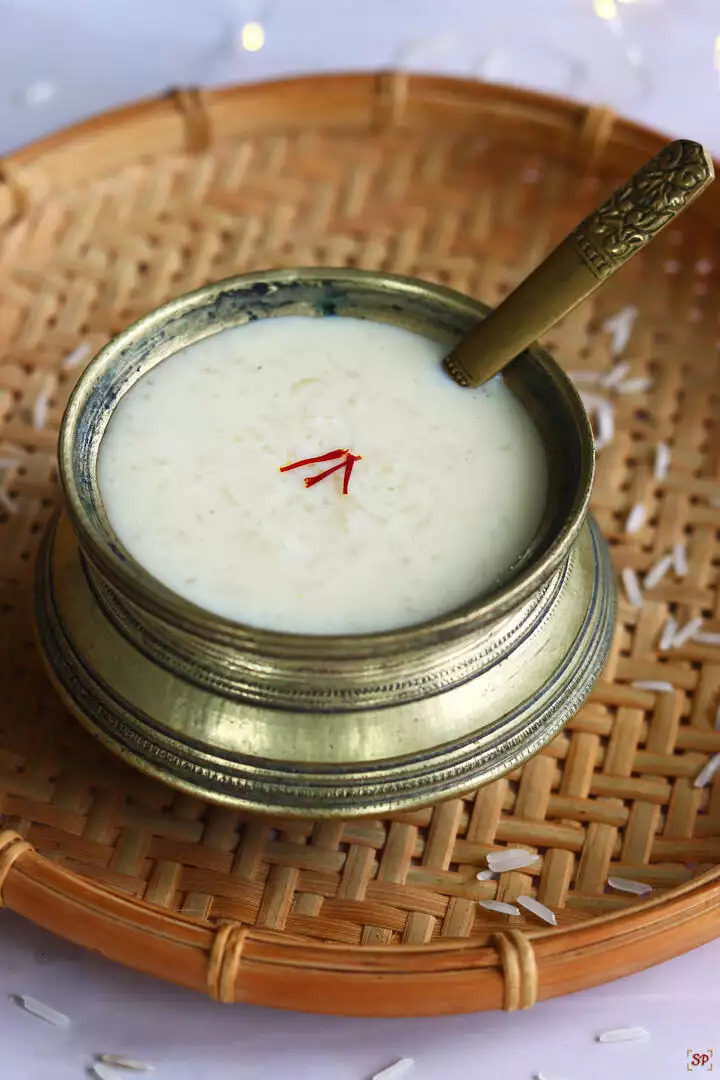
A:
35 268 615 816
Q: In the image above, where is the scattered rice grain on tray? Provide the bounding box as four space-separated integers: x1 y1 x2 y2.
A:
12 994 70 1027
602 361 630 389
371 1058 414 1080
596 1026 649 1043
0 488 17 515
61 342 90 370
568 371 602 385
595 399 615 449
478 900 521 916
475 869 496 881
693 752 720 789
603 305 637 356
487 848 540 872
672 541 689 577
653 442 670 482
644 554 673 590
607 877 652 896
658 616 679 652
624 503 645 535
32 391 49 431
517 895 557 925
578 391 607 410
579 392 615 450
672 617 704 649
0 441 24 460
97 1054 154 1072
616 376 653 395
621 568 643 609
0 457 22 470
693 629 720 645
631 680 673 693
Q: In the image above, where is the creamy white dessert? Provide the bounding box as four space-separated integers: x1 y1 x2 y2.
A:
97 315 548 634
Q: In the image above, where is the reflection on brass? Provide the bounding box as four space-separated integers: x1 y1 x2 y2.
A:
36 269 615 817
444 139 714 388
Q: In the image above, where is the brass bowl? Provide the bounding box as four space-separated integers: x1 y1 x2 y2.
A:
35 268 615 817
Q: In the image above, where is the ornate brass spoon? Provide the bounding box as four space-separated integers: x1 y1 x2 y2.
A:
443 139 714 388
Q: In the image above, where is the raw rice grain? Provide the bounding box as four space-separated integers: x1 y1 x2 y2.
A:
372 1059 414 1079
624 503 645 534
631 680 674 693
32 391 49 431
672 541 689 577
607 877 652 896
693 753 720 788
653 442 670 482
658 616 679 652
478 900 521 916
96 1055 154 1072
487 849 540 872
596 1027 649 1043
616 376 653 395
0 488 17 515
621 567 643 609
644 554 673 590
517 896 557 925
672 618 704 649
61 343 90 370
12 994 70 1027
602 361 631 389
603 306 637 356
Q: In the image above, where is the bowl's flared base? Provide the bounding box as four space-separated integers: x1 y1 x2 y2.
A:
34 513 616 817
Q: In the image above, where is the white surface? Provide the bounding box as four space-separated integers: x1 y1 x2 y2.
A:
0 1 718 1076
0 912 717 1080
99 318 547 633
2 0 720 155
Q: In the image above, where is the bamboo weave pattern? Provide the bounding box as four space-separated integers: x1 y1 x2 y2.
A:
0 78 718 964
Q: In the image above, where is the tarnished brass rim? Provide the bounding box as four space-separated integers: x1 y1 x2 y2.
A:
35 515 615 816
58 268 594 661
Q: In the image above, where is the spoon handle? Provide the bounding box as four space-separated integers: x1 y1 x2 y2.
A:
444 139 714 388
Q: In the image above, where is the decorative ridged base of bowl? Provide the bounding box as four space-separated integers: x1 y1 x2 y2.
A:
0 74 719 1016
34 513 615 817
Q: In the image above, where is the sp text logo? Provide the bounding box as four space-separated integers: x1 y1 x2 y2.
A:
688 1050 714 1071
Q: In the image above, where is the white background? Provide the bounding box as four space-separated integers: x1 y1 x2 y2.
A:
2 0 720 155
0 1 718 1077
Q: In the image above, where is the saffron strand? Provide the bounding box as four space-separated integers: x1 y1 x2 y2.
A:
304 461 347 488
280 448 347 472
342 453 362 495
280 448 362 494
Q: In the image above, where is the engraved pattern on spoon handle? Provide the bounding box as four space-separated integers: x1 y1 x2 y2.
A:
571 139 715 280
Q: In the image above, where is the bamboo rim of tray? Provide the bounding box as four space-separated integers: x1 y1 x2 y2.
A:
0 72 718 1016
1 835 717 1013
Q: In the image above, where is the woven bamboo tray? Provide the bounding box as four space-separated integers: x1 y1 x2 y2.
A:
0 73 718 1017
